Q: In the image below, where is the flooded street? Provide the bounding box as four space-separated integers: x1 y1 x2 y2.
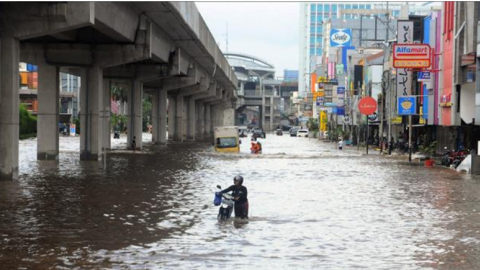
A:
2 133 480 269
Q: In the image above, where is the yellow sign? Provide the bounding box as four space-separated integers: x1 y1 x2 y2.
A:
391 117 402 124
313 91 325 99
320 111 328 131
318 76 327 83
393 60 430 68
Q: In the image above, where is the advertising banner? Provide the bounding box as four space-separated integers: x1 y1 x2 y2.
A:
330 29 352 47
337 86 345 95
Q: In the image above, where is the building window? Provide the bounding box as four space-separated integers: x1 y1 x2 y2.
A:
317 4 323 12
359 4 365 9
310 15 316 23
310 37 315 45
366 4 371 9
324 4 330 12
317 15 323 22
316 48 322 55
332 4 337 12
310 48 315 55
310 4 316 12
345 4 351 9
316 26 322 33
352 4 359 9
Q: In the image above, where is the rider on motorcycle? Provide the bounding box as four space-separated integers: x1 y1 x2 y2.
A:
219 175 249 219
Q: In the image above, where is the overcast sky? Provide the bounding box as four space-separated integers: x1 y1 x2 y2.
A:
195 2 299 78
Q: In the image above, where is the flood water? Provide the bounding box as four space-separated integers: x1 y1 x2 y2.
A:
2 133 480 269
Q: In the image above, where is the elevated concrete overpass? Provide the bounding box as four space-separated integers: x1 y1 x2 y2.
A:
0 2 237 180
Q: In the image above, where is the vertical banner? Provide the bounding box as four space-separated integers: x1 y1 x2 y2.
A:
311 73 317 93
396 21 413 100
320 111 327 131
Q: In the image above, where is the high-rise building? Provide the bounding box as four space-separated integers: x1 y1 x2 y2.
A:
299 2 440 97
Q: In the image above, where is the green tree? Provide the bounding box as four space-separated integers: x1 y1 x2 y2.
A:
142 94 152 131
19 104 37 139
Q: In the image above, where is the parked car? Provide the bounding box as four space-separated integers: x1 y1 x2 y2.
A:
289 128 300 137
297 129 309 137
252 128 266 139
275 129 283 136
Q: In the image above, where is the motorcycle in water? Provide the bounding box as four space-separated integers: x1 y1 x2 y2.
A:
214 185 234 221
452 149 468 169
441 147 453 167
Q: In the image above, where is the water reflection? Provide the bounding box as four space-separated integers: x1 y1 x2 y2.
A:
1 133 480 269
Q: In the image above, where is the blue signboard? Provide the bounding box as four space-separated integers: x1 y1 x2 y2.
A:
316 97 325 106
330 29 352 47
418 72 431 81
337 106 345 116
397 96 417 115
27 64 38 72
337 87 345 95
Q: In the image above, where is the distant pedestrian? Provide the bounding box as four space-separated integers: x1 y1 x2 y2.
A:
132 136 136 151
338 139 343 150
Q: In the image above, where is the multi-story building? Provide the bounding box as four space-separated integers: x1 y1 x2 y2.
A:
299 2 440 98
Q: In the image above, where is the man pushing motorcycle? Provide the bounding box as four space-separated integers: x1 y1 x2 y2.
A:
218 175 249 219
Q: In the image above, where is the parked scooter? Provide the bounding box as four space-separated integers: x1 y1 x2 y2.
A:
440 147 453 167
452 149 468 169
440 147 468 168
214 185 234 221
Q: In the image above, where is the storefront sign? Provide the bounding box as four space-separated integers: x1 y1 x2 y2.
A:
397 96 417 115
393 44 431 68
418 72 431 82
358 97 377 115
337 87 345 95
396 21 413 98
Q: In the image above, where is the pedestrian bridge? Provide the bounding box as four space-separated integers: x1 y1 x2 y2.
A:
0 2 238 180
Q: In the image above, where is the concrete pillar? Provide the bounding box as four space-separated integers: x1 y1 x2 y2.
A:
152 90 167 144
175 94 184 142
152 90 160 144
205 104 211 137
168 96 176 140
196 101 204 140
37 62 59 160
102 79 111 150
0 33 20 180
80 66 104 160
187 97 195 140
223 108 235 126
127 80 143 150
183 97 187 140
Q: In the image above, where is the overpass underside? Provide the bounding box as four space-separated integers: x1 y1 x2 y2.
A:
0 2 238 180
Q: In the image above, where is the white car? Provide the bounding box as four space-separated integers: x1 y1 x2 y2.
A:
297 129 309 137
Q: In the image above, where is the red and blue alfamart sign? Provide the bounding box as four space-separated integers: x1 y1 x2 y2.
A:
393 44 431 68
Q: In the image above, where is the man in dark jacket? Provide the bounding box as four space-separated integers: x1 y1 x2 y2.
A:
220 175 249 219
